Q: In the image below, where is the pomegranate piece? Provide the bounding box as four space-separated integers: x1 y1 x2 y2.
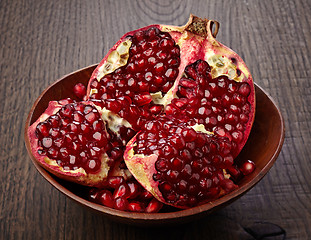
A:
125 116 238 208
165 60 253 157
87 26 180 130
28 101 128 186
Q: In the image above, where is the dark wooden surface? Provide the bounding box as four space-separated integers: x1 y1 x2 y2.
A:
0 0 310 239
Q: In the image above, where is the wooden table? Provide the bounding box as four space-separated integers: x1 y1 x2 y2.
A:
1 0 310 239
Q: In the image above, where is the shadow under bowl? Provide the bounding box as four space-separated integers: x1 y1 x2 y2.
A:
24 64 285 226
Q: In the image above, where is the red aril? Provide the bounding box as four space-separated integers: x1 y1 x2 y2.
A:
73 83 87 100
240 160 256 176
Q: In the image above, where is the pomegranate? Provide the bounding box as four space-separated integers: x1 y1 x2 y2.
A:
86 15 254 208
28 15 255 211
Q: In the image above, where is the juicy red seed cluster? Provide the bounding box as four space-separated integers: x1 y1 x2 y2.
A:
88 176 163 212
134 116 235 207
35 102 109 174
166 59 252 156
92 96 163 131
89 27 180 102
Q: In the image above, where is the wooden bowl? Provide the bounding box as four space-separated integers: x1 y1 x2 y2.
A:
24 64 285 225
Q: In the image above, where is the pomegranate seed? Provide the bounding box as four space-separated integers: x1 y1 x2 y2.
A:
58 98 74 105
159 182 172 193
240 160 256 175
114 197 128 211
239 83 251 97
140 190 153 200
154 62 165 73
113 183 130 199
85 112 97 123
42 137 53 148
98 190 114 208
128 202 144 212
165 68 177 79
60 104 73 118
196 60 210 75
179 78 197 88
155 158 169 172
73 83 86 99
133 93 152 106
182 128 197 142
231 130 243 142
145 199 163 213
149 105 163 115
107 176 125 188
165 104 178 115
85 159 101 173
172 98 187 109
127 182 140 199
221 179 237 192
36 122 50 137
185 65 197 79
48 116 60 128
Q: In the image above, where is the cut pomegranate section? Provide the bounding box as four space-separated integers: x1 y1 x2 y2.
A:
165 59 253 157
28 100 130 186
87 27 180 130
124 116 237 208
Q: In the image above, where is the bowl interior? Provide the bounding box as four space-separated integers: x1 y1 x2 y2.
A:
25 64 285 225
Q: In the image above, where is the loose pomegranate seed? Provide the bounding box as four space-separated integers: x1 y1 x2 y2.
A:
98 190 114 208
127 181 141 199
73 83 86 100
88 176 162 213
114 197 128 211
240 160 256 175
128 202 144 212
113 183 130 199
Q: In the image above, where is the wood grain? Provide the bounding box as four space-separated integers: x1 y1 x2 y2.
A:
0 0 310 239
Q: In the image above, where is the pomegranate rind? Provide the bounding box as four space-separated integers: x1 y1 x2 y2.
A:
27 101 111 187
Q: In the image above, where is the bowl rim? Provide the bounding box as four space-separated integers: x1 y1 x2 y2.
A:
24 64 285 222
